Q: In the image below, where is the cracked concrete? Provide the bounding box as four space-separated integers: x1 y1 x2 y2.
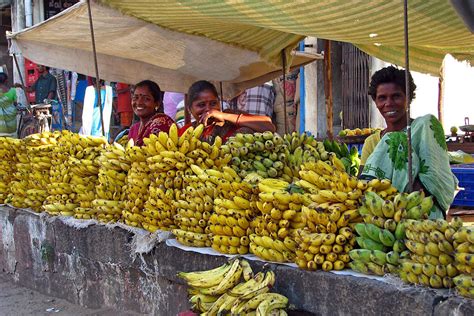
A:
0 206 473 315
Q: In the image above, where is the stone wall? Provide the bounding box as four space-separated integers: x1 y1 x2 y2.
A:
0 206 473 315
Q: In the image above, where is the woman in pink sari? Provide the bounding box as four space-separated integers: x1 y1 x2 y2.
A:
128 80 174 146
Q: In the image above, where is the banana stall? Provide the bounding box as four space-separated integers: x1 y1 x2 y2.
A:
2 0 474 315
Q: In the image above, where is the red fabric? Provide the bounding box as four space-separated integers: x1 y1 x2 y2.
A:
116 83 132 113
129 113 174 146
119 112 133 127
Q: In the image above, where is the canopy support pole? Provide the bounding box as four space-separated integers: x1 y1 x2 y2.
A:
324 40 333 139
404 0 413 191
219 81 224 109
282 50 288 134
437 61 444 123
12 53 30 106
87 0 105 137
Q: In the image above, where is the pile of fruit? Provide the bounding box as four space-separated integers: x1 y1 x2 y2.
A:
208 168 255 255
43 131 79 216
248 178 302 263
0 137 19 202
224 131 329 181
93 142 130 222
338 127 381 137
179 258 289 315
453 225 474 298
292 158 363 271
322 139 360 176
350 190 433 276
399 218 463 288
68 136 105 220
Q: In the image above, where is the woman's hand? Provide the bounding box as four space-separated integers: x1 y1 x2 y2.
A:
199 109 227 126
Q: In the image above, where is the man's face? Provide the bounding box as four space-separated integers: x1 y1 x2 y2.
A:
37 65 46 73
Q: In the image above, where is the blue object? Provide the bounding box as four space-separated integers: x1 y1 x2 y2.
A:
451 165 474 207
299 41 306 134
51 100 62 130
347 143 364 155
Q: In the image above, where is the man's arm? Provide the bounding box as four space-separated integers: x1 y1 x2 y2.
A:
48 76 57 100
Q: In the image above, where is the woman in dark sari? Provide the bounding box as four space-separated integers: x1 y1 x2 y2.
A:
178 80 275 143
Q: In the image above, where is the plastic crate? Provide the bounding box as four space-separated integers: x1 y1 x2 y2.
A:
451 165 474 207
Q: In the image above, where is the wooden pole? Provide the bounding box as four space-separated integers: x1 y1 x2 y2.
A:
86 0 105 137
324 40 333 139
282 50 288 134
404 0 413 191
437 62 444 123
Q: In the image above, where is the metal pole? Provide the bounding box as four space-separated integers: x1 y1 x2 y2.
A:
282 50 288 134
86 0 105 137
404 0 413 191
12 53 30 106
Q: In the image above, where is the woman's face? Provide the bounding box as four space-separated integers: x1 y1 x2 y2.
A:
132 85 159 120
375 83 407 125
190 90 220 121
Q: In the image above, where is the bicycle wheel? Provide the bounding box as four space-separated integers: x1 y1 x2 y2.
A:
19 119 37 138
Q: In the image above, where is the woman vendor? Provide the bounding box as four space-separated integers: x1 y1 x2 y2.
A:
360 66 457 218
128 80 174 146
178 80 275 143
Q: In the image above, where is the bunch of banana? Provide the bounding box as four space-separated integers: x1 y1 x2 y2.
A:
398 217 463 288
67 136 105 220
20 132 61 211
0 137 20 202
93 142 129 223
247 179 305 263
294 228 353 271
223 131 329 182
349 221 404 276
8 141 29 207
452 224 474 298
42 131 78 216
122 145 150 228
180 258 288 315
323 139 360 176
172 164 220 247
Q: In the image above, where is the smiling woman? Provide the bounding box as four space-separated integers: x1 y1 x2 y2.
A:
360 66 457 218
128 80 174 146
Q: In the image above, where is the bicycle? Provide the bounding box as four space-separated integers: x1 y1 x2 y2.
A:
16 101 53 138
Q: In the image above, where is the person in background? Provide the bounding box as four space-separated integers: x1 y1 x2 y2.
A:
128 80 174 146
179 80 275 143
80 79 113 139
15 64 57 103
116 83 133 128
0 73 18 136
163 92 184 122
360 66 457 218
227 83 276 118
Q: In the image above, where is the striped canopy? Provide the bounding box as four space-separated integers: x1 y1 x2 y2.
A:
100 0 474 75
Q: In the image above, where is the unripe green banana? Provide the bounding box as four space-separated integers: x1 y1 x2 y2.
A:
386 251 400 265
378 229 396 247
365 223 382 243
406 190 425 209
349 249 372 263
370 250 387 266
394 222 406 240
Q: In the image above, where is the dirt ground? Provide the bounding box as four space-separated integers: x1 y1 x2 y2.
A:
0 276 142 316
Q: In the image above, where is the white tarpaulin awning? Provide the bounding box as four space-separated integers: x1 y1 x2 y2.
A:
8 1 319 98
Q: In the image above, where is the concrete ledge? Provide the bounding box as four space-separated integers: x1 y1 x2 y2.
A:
1 206 473 315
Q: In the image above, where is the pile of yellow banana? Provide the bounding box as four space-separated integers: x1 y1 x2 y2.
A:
172 164 218 247
15 132 60 211
0 137 20 202
208 168 255 255
67 135 106 219
122 144 150 227
453 224 474 298
142 124 227 233
93 142 130 223
399 217 464 289
179 258 289 315
8 140 28 207
43 131 79 216
246 178 303 263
